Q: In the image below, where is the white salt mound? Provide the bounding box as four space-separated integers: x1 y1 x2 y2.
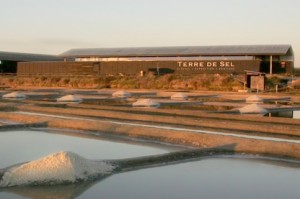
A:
246 95 263 103
132 99 160 107
57 95 82 102
170 93 188 101
239 104 268 114
2 92 26 99
112 90 131 98
0 151 115 187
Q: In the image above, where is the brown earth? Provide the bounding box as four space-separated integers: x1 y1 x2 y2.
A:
0 94 300 160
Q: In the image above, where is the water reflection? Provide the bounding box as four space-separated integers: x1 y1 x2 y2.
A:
0 130 171 168
294 110 300 119
77 157 300 199
0 180 101 199
266 110 300 119
2 156 300 199
1 131 300 199
0 130 174 199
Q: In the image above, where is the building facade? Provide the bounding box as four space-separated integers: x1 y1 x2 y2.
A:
17 45 294 75
0 51 61 73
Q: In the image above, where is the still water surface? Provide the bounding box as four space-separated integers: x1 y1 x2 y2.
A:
1 130 300 199
0 130 170 168
294 110 300 119
80 158 300 199
267 110 300 119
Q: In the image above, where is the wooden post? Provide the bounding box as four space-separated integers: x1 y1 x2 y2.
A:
270 55 273 75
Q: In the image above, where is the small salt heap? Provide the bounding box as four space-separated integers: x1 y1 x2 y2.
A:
239 104 268 114
132 99 160 107
0 151 115 187
57 95 82 102
2 92 26 99
246 95 263 103
112 90 131 98
170 93 188 101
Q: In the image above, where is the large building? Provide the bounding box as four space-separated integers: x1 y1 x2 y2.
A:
16 44 294 76
0 51 61 73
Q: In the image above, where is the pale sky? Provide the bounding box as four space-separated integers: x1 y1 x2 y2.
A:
1 0 299 67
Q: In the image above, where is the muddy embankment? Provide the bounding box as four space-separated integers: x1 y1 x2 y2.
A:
0 102 300 161
15 103 300 137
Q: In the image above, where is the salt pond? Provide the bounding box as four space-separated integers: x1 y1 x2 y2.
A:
80 158 300 199
0 130 172 169
294 110 300 119
1 130 300 199
267 110 300 119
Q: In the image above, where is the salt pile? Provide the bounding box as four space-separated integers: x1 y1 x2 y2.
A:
170 93 188 101
57 95 82 102
2 92 26 99
246 95 263 103
0 151 115 187
239 104 268 114
112 90 131 98
132 99 160 107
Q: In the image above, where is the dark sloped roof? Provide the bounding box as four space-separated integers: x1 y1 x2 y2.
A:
0 51 62 62
60 45 293 58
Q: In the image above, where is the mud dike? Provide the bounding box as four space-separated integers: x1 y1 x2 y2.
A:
0 100 299 160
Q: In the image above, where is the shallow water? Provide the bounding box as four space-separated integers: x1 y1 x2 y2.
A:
1 130 300 199
2 158 300 199
266 110 300 119
294 110 300 119
78 158 300 199
0 130 170 168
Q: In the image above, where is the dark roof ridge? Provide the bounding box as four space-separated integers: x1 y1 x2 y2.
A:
60 44 293 58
